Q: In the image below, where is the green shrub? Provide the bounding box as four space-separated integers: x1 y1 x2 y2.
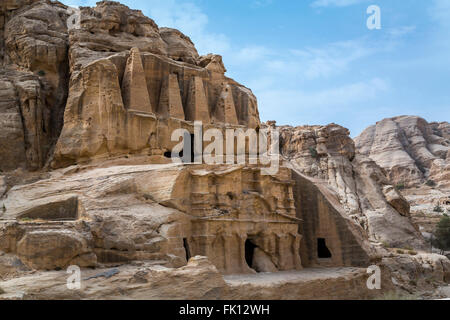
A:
396 249 405 254
395 183 405 191
408 250 418 256
432 215 450 254
381 241 390 248
309 146 318 159
37 70 46 77
434 205 444 213
0 287 4 294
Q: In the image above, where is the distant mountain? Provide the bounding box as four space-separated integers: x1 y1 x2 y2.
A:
355 116 449 188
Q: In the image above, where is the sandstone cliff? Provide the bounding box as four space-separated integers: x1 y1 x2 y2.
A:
0 0 260 172
355 116 450 241
277 123 425 249
355 116 449 188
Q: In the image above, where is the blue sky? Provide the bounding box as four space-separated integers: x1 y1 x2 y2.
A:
64 0 450 136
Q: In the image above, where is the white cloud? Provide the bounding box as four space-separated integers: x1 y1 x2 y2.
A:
386 26 416 38
311 0 368 8
259 78 388 110
251 0 273 8
227 38 381 87
290 40 375 79
256 78 390 127
231 46 272 64
142 0 231 55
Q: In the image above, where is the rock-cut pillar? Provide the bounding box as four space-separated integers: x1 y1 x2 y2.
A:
121 47 153 113
158 73 185 120
186 76 210 123
215 83 238 125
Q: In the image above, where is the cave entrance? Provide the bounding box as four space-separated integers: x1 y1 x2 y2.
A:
245 239 257 270
317 238 332 258
163 151 172 158
183 238 191 261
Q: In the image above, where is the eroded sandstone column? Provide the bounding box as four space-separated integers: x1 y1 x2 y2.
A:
186 76 210 122
215 83 238 125
121 47 153 113
158 73 184 120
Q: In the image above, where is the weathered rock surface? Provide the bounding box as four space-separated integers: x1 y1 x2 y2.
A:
0 256 393 300
355 116 449 188
382 252 450 292
0 0 259 172
0 0 69 171
278 122 425 250
355 116 449 245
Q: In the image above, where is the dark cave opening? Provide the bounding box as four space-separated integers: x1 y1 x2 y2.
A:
245 239 257 270
183 238 191 261
317 238 332 258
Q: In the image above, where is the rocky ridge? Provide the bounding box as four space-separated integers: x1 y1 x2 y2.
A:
277 123 424 249
355 116 450 243
355 116 449 188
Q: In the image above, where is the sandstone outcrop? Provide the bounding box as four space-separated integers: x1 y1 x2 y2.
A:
356 116 449 242
355 116 449 188
278 123 425 250
0 0 69 171
0 257 394 300
0 161 373 275
0 0 260 172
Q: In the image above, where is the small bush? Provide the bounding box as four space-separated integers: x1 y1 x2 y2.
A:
381 241 390 248
434 205 444 213
396 249 405 254
426 180 436 187
432 215 450 253
408 250 418 256
0 287 4 294
395 183 405 191
309 146 318 159
37 70 46 77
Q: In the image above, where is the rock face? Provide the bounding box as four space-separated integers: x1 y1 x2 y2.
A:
0 0 259 172
0 0 69 171
278 123 425 250
355 116 450 246
51 1 260 168
0 257 394 300
0 1 447 300
355 116 449 188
